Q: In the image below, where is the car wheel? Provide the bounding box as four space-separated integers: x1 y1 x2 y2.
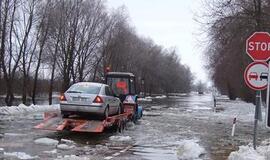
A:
61 111 69 118
103 106 109 119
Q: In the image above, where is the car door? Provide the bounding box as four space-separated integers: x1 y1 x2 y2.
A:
105 86 117 114
108 86 119 112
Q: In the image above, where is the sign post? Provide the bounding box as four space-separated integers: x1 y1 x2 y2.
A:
245 32 270 149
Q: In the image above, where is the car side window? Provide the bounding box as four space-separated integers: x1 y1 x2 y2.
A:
108 87 114 96
105 87 110 96
105 86 113 96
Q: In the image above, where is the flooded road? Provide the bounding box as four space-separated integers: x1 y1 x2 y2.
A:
0 93 268 160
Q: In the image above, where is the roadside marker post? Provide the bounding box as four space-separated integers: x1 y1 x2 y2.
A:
231 117 236 137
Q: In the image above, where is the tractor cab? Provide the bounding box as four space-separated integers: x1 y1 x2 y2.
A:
105 72 136 102
105 72 143 122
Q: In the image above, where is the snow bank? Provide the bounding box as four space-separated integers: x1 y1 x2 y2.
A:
109 135 132 142
176 140 205 160
4 152 38 160
228 140 270 160
34 138 59 146
0 104 59 115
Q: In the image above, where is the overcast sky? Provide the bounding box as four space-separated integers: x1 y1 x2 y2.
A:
106 0 208 83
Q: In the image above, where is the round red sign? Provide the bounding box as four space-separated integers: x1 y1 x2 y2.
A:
244 62 268 90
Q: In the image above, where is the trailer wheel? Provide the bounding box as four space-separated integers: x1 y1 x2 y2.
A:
118 121 125 133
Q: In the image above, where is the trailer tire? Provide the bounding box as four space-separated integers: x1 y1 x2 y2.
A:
120 103 124 114
118 121 125 133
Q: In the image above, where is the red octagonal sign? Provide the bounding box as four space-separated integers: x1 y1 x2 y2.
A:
246 32 270 61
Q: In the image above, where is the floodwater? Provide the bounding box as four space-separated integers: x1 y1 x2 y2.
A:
0 93 268 160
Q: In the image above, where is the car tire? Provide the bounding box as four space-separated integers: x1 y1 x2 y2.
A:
103 106 109 119
61 111 69 118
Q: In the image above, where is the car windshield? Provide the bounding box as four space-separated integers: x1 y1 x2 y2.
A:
67 83 101 94
107 77 130 96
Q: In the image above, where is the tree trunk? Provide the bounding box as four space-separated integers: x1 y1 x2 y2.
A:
5 80 14 106
49 58 56 105
22 75 27 104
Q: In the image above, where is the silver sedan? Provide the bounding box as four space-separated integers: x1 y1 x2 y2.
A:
60 82 122 119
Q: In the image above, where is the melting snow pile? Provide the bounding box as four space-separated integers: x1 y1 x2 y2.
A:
137 97 152 102
228 140 270 160
34 138 59 146
4 152 38 160
57 144 75 150
0 104 59 115
109 135 132 142
176 140 205 160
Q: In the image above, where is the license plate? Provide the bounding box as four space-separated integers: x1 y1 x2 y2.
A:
73 97 87 101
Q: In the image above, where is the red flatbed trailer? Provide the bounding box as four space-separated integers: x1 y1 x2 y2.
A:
34 105 135 133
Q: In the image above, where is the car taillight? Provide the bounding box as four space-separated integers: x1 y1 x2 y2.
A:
93 96 103 103
60 94 67 101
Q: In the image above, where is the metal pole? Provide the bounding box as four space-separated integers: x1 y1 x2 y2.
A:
266 61 270 128
253 91 261 150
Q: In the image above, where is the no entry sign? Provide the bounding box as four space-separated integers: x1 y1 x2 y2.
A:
244 62 268 90
246 32 270 61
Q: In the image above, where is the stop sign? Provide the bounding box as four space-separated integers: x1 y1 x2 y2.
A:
246 32 270 61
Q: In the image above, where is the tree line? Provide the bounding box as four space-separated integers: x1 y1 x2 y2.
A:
201 0 269 102
0 0 193 106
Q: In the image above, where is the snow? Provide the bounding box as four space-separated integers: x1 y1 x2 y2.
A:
228 139 270 160
43 149 57 154
57 144 75 150
191 105 212 110
4 133 27 137
155 95 167 99
0 104 59 115
55 155 89 160
143 111 162 116
176 139 205 160
34 138 59 146
109 135 132 142
61 139 76 145
4 152 38 160
137 97 152 102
